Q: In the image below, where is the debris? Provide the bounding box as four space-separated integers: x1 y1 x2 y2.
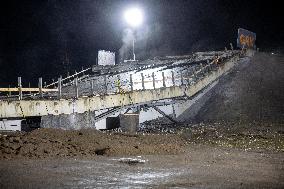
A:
117 157 147 165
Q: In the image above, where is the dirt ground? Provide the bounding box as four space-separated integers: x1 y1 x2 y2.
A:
0 121 283 188
0 142 283 189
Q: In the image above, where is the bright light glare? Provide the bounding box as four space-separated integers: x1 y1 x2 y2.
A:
124 7 143 28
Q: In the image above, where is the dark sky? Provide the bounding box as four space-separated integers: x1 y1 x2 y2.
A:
0 0 282 86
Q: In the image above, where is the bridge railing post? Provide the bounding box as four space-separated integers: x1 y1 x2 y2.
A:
171 71 175 86
141 73 145 90
200 63 205 76
211 60 215 72
230 43 234 51
193 67 197 81
8 85 11 97
52 79 55 88
117 75 121 93
90 79 94 96
58 76 62 99
130 74 133 92
152 72 155 89
74 77 79 98
103 75 107 94
180 71 184 85
38 78 43 98
207 60 211 72
162 72 166 88
28 82 31 96
18 77 22 100
186 69 190 85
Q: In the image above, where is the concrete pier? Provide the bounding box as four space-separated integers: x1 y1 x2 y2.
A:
120 113 139 133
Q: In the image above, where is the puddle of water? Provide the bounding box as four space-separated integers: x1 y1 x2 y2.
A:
124 171 172 184
49 159 186 188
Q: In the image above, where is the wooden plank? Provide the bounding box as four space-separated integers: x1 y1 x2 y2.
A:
0 88 58 92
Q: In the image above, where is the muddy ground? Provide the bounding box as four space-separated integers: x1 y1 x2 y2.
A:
1 144 283 189
0 122 283 188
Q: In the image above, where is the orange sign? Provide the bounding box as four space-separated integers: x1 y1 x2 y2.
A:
237 28 256 49
239 34 255 48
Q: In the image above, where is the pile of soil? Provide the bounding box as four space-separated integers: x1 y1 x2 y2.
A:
0 128 187 159
193 53 284 123
1 122 283 160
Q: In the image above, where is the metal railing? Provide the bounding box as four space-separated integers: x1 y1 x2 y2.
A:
54 51 239 99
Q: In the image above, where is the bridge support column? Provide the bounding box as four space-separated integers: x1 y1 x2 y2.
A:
120 113 139 133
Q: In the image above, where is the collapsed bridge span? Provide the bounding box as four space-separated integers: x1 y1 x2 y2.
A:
0 50 253 130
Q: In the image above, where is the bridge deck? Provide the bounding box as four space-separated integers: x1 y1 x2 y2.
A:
0 55 241 118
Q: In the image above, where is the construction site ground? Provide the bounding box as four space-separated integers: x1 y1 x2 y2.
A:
0 122 283 189
1 52 284 188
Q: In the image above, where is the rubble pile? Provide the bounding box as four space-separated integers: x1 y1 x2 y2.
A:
181 122 284 152
139 120 284 152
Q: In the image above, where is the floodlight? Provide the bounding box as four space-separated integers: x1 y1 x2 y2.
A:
124 7 143 28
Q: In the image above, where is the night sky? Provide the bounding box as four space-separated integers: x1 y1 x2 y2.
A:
0 0 282 86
